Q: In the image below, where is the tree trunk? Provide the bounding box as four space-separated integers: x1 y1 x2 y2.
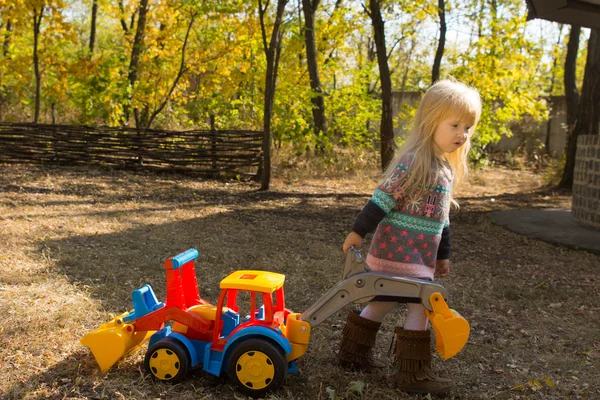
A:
544 25 563 155
490 0 498 63
124 0 149 127
575 31 600 133
89 0 98 56
368 0 394 171
400 36 416 96
302 0 327 152
431 0 446 84
32 6 44 123
3 16 12 57
297 0 303 67
559 25 582 189
565 26 581 131
560 28 600 189
258 0 288 191
477 0 485 38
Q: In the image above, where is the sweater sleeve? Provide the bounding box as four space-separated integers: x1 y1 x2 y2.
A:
351 201 387 238
437 226 451 260
351 158 411 238
371 159 411 212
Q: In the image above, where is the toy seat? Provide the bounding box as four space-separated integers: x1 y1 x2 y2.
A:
221 309 240 337
123 284 165 323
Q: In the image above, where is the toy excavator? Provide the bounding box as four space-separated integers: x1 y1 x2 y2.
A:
81 248 470 398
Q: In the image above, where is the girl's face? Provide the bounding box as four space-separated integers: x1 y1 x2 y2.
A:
432 116 473 156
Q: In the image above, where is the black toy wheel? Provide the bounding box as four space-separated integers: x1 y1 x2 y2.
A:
144 337 190 383
227 338 287 397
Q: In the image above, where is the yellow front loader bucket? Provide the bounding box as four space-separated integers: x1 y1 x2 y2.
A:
80 311 155 373
424 293 470 360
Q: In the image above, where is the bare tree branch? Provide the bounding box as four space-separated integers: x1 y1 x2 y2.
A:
258 0 270 54
118 0 129 33
147 12 197 128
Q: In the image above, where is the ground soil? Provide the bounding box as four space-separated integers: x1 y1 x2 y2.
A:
0 161 598 400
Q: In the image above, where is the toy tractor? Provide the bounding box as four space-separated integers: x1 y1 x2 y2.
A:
81 248 469 397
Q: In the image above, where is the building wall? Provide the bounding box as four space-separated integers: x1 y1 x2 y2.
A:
492 96 567 157
573 135 600 229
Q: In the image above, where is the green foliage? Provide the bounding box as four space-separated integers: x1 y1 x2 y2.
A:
0 0 587 165
327 82 381 148
447 0 551 163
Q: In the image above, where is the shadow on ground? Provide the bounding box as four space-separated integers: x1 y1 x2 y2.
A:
2 167 598 399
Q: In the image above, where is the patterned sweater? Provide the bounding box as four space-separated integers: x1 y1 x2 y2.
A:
352 155 453 280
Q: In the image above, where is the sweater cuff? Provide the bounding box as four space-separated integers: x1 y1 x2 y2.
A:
437 226 451 260
351 200 387 238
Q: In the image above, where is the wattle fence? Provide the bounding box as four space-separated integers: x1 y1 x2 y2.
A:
0 123 263 178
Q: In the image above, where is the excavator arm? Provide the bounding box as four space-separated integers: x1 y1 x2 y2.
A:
299 248 470 360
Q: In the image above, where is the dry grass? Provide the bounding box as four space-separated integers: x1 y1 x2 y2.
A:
0 154 598 400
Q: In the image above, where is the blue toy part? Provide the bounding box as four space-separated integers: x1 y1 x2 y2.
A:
167 332 201 367
123 284 165 323
241 306 265 324
221 309 240 338
287 361 298 374
205 326 293 376
203 342 224 376
171 248 199 269
188 339 211 367
256 305 264 320
149 326 172 347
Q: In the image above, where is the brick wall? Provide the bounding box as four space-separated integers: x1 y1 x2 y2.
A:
573 135 600 229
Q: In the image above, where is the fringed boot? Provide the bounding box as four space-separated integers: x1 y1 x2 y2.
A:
394 328 454 393
338 310 386 372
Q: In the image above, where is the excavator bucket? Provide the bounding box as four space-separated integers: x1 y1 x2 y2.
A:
424 293 470 360
80 311 155 373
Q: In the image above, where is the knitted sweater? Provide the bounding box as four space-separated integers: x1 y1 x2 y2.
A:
352 155 453 280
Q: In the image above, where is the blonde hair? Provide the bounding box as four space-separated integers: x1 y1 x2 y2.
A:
383 79 482 205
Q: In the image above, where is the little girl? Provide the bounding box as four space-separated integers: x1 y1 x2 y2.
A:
338 79 481 394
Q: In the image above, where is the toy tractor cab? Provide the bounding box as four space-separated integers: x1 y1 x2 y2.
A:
206 271 309 394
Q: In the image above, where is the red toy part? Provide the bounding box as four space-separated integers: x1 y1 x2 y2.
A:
133 306 212 333
134 255 212 333
182 260 203 307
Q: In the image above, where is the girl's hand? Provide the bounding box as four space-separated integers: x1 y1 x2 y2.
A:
343 232 363 254
434 259 450 278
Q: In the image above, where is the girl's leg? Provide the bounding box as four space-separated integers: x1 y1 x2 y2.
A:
338 301 397 371
359 301 399 323
395 303 452 393
403 303 429 331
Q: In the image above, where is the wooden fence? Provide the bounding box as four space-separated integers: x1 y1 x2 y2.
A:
0 123 263 178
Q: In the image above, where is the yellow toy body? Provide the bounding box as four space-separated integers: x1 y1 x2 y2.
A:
80 311 156 373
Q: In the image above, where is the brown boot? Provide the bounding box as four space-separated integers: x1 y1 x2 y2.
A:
394 328 454 394
338 310 386 372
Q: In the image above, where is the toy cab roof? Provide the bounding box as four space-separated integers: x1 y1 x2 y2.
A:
220 270 285 293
